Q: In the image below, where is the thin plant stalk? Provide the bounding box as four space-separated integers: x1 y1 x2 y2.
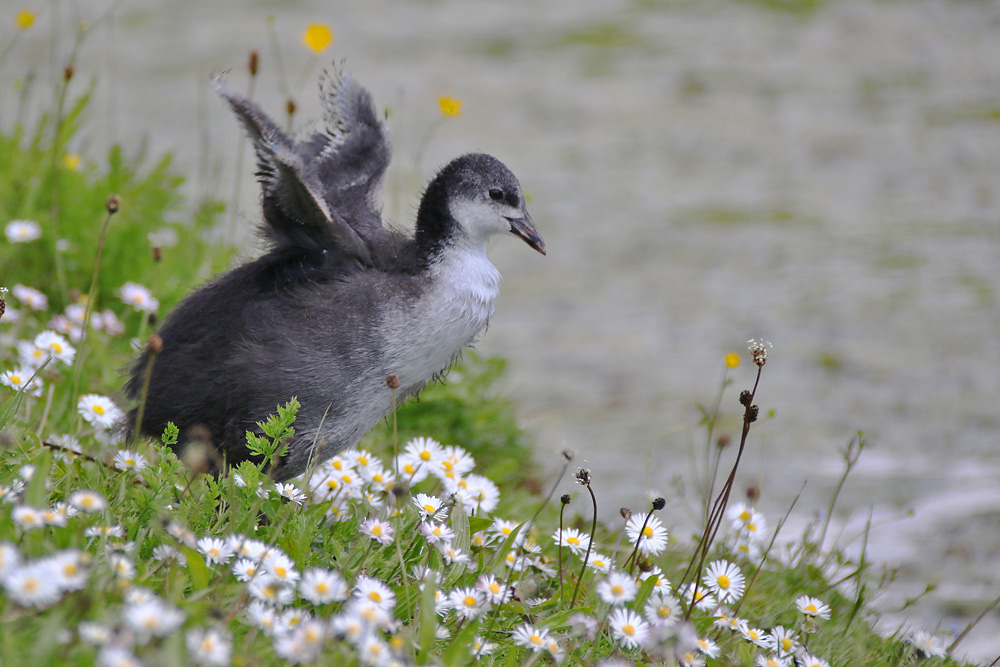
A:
570 477 598 608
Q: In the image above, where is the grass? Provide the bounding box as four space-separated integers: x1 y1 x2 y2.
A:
0 12 984 667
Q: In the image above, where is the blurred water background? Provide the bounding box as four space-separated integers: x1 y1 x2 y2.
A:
4 0 999 661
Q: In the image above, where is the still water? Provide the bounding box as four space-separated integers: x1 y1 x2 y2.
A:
5 0 999 660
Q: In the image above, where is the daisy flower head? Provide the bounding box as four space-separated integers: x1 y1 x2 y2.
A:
625 512 668 556
475 573 511 605
768 626 797 656
413 492 448 521
119 282 159 313
299 568 349 606
794 595 831 620
419 521 454 545
552 527 591 556
404 436 443 467
799 655 830 667
644 592 682 628
586 552 613 573
432 444 475 481
231 558 258 582
17 340 48 368
0 542 21 577
353 575 395 610
703 559 745 602
679 582 717 611
12 284 48 311
265 552 299 584
274 482 306 504
448 586 486 620
124 598 185 639
12 505 45 530
639 566 672 595
0 366 42 397
112 449 148 473
438 96 462 117
186 627 232 666
360 517 395 545
597 571 639 606
448 473 500 514
511 623 548 652
696 636 721 657
248 576 295 607
69 489 108 514
34 330 76 365
609 607 650 649
2 560 62 608
196 536 235 566
756 655 791 667
5 219 41 243
740 624 771 648
907 629 947 658
489 518 525 546
79 394 124 430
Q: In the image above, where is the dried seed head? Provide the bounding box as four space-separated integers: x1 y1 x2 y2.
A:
64 64 74 81
106 195 120 214
286 98 297 116
717 434 732 449
652 497 666 511
561 449 574 462
152 246 162 262
739 390 752 407
385 373 399 389
0 290 5 322
575 467 591 486
248 51 259 77
747 405 759 423
146 334 163 354
747 339 772 367
620 507 632 520
746 484 760 502
560 494 571 505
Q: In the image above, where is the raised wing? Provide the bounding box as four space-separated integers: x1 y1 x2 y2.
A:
215 77 372 263
307 66 393 234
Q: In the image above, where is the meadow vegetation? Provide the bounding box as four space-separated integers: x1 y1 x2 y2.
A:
0 11 979 667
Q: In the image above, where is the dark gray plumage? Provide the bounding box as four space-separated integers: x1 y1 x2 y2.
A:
124 66 545 480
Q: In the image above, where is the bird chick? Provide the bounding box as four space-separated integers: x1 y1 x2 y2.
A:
124 66 544 480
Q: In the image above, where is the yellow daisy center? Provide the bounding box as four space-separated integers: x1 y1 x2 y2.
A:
717 574 730 588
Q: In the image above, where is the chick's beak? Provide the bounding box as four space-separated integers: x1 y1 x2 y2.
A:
506 211 546 255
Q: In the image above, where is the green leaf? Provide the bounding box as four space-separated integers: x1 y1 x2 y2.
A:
181 545 211 591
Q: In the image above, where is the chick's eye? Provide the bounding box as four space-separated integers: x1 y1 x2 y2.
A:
488 188 504 201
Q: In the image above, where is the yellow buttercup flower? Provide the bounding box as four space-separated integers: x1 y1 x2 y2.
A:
62 153 81 171
725 351 740 368
303 24 333 53
16 8 36 29
438 96 462 117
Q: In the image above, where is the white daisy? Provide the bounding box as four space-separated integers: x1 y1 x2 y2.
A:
119 281 159 313
359 517 395 545
274 482 306 504
196 536 235 566
625 513 668 556
511 623 548 651
68 490 107 513
448 586 486 620
353 575 395 610
0 366 42 397
112 448 148 472
609 607 650 649
552 527 591 556
5 219 42 243
596 571 638 606
34 330 76 365
413 492 448 521
794 595 831 620
703 559 745 602
186 627 232 666
11 284 48 311
299 567 348 605
79 395 124 430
